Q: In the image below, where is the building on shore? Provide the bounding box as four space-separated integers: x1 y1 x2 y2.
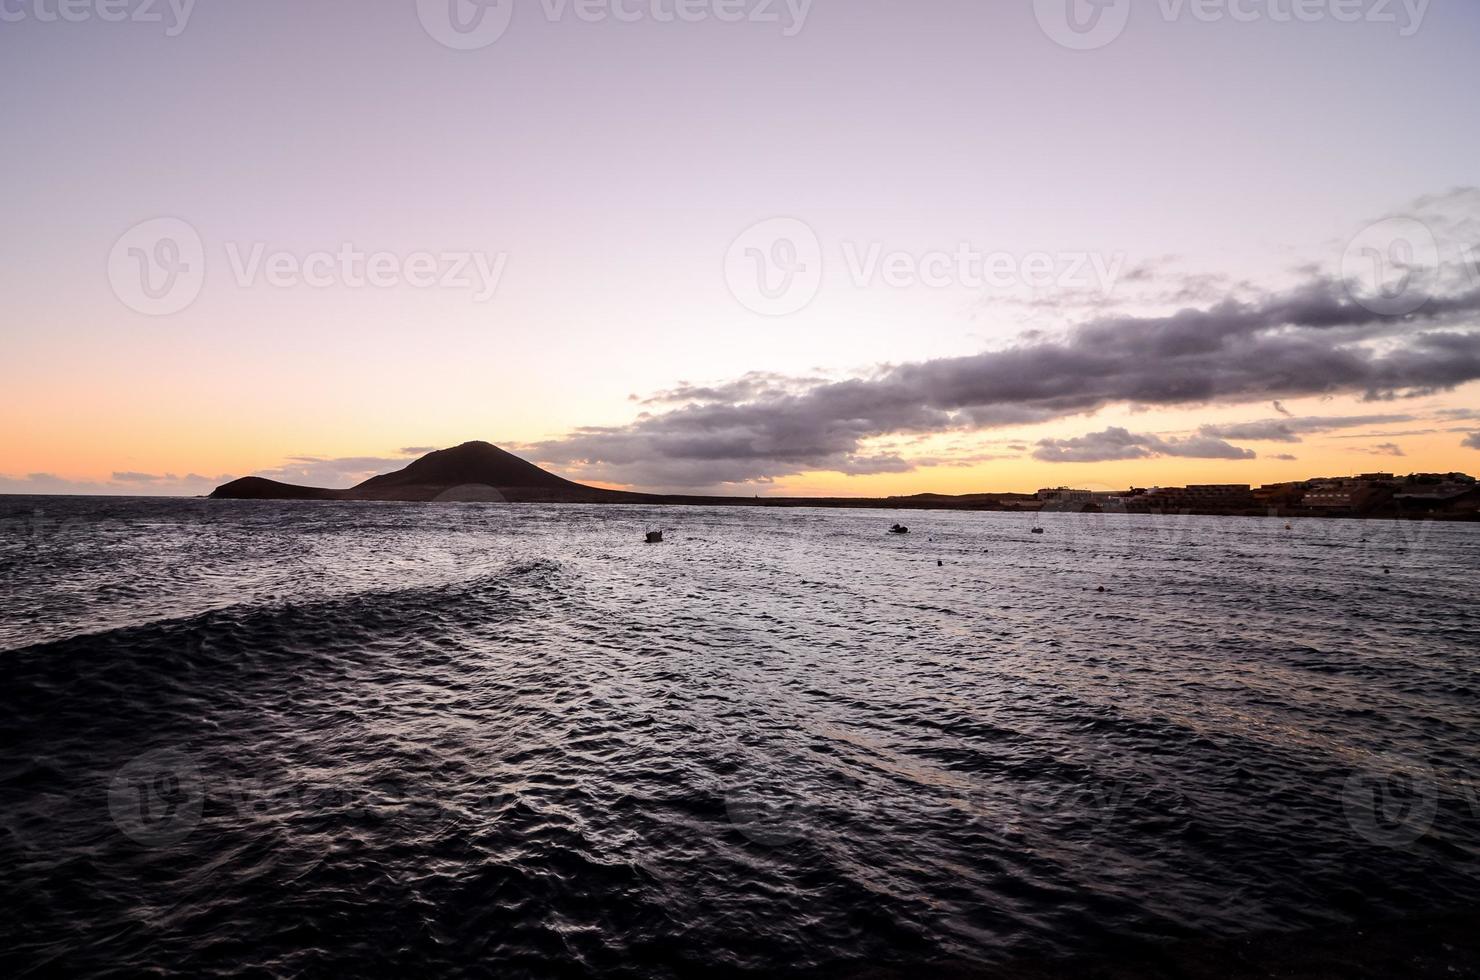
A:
1140 484 1257 511
1392 483 1480 514
1036 487 1094 504
1254 482 1307 509
1302 479 1393 512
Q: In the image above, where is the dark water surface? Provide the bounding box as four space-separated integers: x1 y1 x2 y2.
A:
2 496 1478 977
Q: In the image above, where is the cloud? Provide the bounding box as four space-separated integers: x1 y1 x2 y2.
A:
398 446 438 457
1357 442 1407 457
528 273 1480 488
0 472 229 496
1329 428 1437 439
1463 432 1480 450
1272 400 1293 417
1272 454 1299 461
1032 427 1256 463
1199 414 1417 443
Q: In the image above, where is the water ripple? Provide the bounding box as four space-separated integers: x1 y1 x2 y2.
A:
2 497 1478 976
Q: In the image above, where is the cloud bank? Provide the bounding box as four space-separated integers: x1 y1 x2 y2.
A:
1199 414 1418 443
1032 428 1257 463
528 275 1480 488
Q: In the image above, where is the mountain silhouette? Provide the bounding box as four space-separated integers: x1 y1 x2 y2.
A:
211 442 637 503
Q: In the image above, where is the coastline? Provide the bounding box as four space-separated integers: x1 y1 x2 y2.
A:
5 490 1479 521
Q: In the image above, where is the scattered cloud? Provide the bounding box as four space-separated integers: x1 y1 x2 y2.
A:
1356 442 1407 457
1033 427 1256 464
1463 432 1480 450
1272 454 1299 461
398 446 438 457
0 472 229 496
1329 428 1438 439
1199 414 1417 443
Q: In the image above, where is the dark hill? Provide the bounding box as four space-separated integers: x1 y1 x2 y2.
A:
211 442 640 503
208 476 344 501
352 441 608 501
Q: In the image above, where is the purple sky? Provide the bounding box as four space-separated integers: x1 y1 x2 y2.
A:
3 0 1479 493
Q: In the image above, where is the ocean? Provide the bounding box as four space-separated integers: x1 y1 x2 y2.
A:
2 495 1478 976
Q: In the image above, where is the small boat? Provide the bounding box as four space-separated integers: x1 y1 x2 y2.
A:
1030 527 1045 535
645 530 663 544
888 524 909 535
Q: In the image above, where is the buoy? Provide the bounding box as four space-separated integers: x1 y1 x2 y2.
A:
1097 586 1106 593
937 560 943 567
645 530 663 544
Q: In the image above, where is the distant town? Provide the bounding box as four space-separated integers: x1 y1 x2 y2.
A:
963 471 1480 520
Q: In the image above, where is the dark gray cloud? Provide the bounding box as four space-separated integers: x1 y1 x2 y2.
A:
1199 414 1417 443
527 272 1480 488
1463 432 1480 450
111 471 164 483
1032 427 1256 464
641 371 829 406
1357 443 1407 457
1272 454 1299 461
0 473 108 495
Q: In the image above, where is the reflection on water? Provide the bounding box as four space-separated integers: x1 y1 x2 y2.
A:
2 496 1478 976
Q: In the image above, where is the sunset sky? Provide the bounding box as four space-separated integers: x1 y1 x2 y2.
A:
3 0 1479 496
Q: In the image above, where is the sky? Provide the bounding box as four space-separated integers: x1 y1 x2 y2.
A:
2 0 1479 496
